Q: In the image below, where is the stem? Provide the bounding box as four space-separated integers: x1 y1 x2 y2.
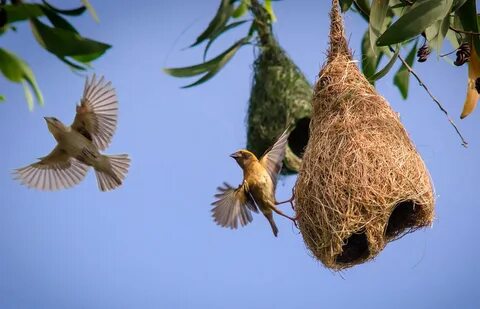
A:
389 47 468 147
449 26 480 36
249 0 273 47
439 48 458 57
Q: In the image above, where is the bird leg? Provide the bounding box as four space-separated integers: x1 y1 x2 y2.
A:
270 205 298 228
275 187 296 211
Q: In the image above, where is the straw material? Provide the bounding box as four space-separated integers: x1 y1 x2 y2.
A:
294 0 435 270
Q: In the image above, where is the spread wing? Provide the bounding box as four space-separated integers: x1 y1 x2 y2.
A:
259 129 289 188
71 75 118 151
211 182 259 229
14 146 89 191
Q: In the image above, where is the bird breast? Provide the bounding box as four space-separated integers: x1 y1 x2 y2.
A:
244 163 274 206
58 129 100 164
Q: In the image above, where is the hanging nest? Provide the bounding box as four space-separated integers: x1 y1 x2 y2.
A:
294 0 435 270
246 3 312 174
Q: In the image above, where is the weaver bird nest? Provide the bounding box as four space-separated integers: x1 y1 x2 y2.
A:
294 0 435 270
247 36 312 175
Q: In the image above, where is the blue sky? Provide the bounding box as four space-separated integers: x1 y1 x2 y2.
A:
0 1 479 308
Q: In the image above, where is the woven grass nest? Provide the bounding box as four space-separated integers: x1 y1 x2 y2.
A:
247 27 312 174
294 0 435 270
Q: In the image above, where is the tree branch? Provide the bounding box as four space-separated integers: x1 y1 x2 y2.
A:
389 46 468 147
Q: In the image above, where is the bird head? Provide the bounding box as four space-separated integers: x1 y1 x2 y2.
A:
230 150 257 168
44 117 66 136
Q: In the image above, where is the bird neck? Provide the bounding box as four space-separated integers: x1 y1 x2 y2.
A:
48 126 67 143
241 158 260 177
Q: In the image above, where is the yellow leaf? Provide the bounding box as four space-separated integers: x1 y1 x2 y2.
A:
264 0 276 22
461 45 480 119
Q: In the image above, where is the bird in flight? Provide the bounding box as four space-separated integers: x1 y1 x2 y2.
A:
211 129 296 237
14 75 130 192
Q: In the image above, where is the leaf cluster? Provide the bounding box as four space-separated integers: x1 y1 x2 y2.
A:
341 0 479 99
164 0 277 88
0 0 109 110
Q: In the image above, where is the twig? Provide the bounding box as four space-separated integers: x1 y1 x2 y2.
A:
389 46 468 147
449 26 480 36
439 48 458 58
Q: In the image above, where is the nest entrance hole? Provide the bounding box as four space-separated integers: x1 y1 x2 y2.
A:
288 117 310 158
335 231 369 265
385 200 423 239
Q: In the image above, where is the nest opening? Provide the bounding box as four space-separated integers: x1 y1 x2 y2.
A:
335 231 370 265
385 200 423 239
288 117 310 158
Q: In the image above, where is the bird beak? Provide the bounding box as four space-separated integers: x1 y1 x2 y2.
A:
230 152 240 159
44 117 52 124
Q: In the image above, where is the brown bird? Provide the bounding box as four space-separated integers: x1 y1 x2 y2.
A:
211 129 296 237
14 75 130 192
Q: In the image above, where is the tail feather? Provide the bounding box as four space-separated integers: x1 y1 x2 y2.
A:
95 154 130 192
265 213 279 237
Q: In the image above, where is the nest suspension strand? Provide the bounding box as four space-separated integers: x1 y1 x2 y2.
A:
294 0 435 270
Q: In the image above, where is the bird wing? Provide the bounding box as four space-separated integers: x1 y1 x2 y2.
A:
259 129 289 188
211 182 259 229
71 75 118 151
14 146 89 191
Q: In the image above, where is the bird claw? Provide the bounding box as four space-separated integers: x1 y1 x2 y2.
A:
276 186 296 211
291 217 298 229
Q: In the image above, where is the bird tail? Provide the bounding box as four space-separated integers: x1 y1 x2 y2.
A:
95 154 130 192
265 213 279 237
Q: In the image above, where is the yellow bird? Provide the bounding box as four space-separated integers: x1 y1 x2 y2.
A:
14 75 130 192
211 129 296 237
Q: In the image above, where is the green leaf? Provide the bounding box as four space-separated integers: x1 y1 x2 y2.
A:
353 0 371 21
0 48 44 108
41 1 86 16
0 95 5 102
22 81 34 111
425 14 450 55
394 42 417 99
181 65 223 88
232 0 249 18
191 0 233 48
446 29 461 49
165 37 249 87
165 37 248 77
203 20 248 60
457 0 480 61
81 0 99 22
30 18 110 58
41 6 78 33
377 0 450 46
368 45 400 82
5 4 44 23
71 50 105 64
361 29 384 81
340 0 354 12
164 59 218 78
264 0 276 22
390 2 409 10
56 56 88 71
369 0 389 54
451 0 468 11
